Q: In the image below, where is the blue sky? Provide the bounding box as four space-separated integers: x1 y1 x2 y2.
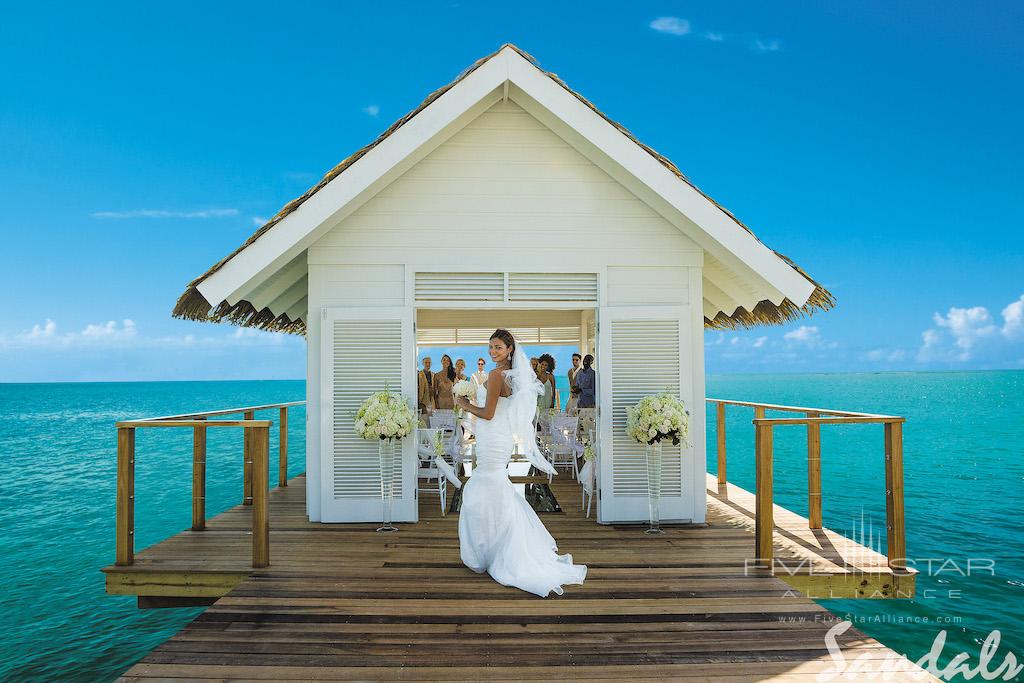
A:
1 1 1022 381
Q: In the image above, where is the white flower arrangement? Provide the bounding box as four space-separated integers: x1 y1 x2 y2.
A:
433 430 446 457
452 379 475 400
582 445 596 462
353 389 415 441
625 392 690 446
452 379 475 417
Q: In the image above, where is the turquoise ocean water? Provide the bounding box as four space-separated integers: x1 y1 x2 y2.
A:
1 372 1021 681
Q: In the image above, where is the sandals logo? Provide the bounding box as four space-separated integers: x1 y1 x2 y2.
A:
819 620 1023 681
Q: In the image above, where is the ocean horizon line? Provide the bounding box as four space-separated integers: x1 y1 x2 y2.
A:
2 366 1022 385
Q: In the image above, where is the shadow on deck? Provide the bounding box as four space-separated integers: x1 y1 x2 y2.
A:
103 473 931 681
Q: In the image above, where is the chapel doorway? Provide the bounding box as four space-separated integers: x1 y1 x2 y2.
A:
414 307 598 518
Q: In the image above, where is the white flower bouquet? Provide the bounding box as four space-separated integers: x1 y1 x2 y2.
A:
452 379 475 417
353 389 415 441
582 445 596 462
625 392 690 446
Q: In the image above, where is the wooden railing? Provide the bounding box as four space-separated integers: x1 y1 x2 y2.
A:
114 401 304 569
707 398 906 572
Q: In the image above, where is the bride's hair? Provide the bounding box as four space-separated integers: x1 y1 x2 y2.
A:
489 328 516 367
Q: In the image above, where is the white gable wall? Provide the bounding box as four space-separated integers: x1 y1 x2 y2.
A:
305 99 705 522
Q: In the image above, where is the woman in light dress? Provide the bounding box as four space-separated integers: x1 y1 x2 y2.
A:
453 329 587 597
535 353 558 411
454 358 467 382
432 354 456 410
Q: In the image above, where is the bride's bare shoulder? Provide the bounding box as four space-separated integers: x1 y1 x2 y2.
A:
487 368 512 380
487 367 514 394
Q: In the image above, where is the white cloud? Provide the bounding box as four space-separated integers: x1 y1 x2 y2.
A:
91 208 238 219
251 215 269 226
865 348 907 363
782 325 839 351
650 16 691 36
0 318 300 352
916 295 1024 363
1001 294 1024 339
1 318 138 350
753 336 767 348
929 305 997 361
651 17 781 52
916 328 946 363
362 104 381 117
82 319 138 341
753 39 781 52
26 319 56 339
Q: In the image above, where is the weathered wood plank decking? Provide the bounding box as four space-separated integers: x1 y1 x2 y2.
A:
105 474 931 681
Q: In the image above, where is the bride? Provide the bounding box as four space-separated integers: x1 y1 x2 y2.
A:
453 328 587 597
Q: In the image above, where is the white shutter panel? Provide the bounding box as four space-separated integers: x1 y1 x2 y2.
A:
320 306 417 523
508 272 598 302
597 305 694 523
415 272 504 301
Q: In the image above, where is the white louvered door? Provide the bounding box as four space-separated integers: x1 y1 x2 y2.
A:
320 306 417 523
597 305 695 523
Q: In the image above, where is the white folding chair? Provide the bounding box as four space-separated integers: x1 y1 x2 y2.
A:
547 415 581 481
415 428 452 511
416 459 447 515
429 410 455 430
579 428 598 517
445 419 469 472
417 429 446 484
576 408 598 442
580 458 597 518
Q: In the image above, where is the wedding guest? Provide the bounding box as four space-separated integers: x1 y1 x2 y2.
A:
565 353 582 415
417 357 435 414
530 357 539 373
471 358 488 388
432 354 456 410
575 354 596 409
535 353 558 411
454 358 467 381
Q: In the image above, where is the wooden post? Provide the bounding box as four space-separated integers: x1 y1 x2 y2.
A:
192 417 207 530
115 426 135 566
251 425 270 568
243 410 254 505
884 421 907 570
754 415 773 569
807 412 822 530
716 402 727 487
278 406 288 488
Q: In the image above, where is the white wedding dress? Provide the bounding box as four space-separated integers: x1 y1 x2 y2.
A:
458 376 588 597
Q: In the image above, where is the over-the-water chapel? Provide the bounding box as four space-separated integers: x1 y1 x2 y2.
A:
104 44 926 681
172 44 833 526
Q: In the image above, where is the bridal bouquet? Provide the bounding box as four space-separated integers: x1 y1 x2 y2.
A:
452 379 475 417
625 392 690 446
353 389 415 441
582 445 596 462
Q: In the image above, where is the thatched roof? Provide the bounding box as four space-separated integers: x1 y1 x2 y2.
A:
172 43 834 335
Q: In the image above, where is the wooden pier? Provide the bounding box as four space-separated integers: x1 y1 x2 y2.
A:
105 471 930 681
103 396 929 680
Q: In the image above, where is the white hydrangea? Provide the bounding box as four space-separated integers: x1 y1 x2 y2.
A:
353 389 416 441
625 392 690 446
452 380 475 399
